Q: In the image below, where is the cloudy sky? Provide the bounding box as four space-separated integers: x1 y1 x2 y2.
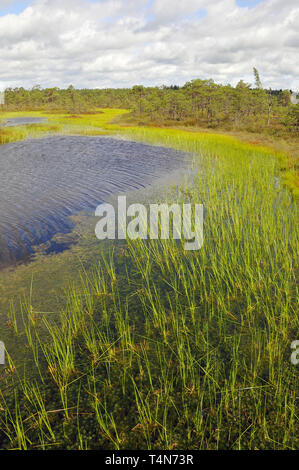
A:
0 0 298 90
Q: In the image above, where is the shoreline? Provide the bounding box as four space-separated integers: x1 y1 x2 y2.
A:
0 133 192 269
0 115 297 450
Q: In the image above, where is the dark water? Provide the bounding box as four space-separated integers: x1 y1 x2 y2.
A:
2 117 47 127
0 136 190 266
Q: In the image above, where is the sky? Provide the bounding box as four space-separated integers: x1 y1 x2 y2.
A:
0 0 298 91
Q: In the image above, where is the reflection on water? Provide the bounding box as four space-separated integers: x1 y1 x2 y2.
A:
0 136 190 266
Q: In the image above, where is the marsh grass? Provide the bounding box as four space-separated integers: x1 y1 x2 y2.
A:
0 111 298 450
0 108 297 194
0 109 128 146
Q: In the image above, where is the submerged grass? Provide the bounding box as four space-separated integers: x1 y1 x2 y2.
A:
0 110 298 450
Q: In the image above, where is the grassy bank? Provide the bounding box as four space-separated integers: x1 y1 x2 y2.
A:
117 124 299 198
0 111 298 450
1 109 297 197
0 109 129 144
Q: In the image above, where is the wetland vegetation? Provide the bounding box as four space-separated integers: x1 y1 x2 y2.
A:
0 106 298 450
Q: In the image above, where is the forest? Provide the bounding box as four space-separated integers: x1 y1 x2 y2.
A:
2 70 299 136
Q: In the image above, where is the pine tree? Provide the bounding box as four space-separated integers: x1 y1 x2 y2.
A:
253 67 262 89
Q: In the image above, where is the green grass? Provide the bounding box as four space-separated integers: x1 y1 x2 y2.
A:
0 109 129 144
0 111 298 450
2 109 296 196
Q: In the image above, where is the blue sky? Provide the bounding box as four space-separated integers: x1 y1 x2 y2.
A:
0 1 31 16
236 0 265 8
0 0 267 17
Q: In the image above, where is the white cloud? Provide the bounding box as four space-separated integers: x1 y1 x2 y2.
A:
0 0 298 90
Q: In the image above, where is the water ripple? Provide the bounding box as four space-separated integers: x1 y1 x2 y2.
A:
0 136 190 266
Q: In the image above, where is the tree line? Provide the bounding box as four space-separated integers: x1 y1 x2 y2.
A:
2 71 299 134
